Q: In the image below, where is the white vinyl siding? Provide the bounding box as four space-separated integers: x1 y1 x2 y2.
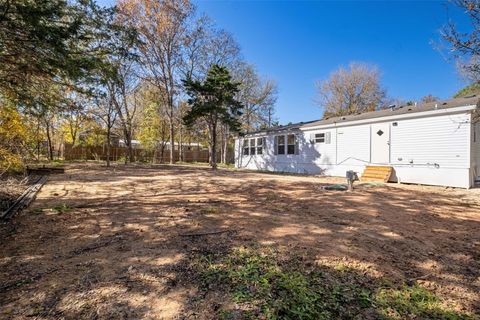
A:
390 113 470 168
235 110 475 188
473 122 480 181
304 130 336 165
336 125 371 165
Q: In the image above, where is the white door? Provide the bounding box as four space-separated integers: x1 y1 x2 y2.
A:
371 123 390 164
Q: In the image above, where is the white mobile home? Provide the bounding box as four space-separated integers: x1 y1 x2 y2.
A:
235 96 480 188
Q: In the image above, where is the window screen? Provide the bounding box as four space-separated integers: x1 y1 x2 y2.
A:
315 133 325 143
250 138 256 155
243 139 249 155
287 134 295 154
276 135 285 155
256 137 263 155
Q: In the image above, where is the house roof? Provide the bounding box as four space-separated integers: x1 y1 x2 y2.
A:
243 119 321 136
246 95 480 135
242 95 479 137
301 95 480 129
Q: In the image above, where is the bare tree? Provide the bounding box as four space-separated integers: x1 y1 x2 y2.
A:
234 62 278 131
442 0 480 82
316 62 386 118
420 94 439 104
91 97 117 167
43 112 55 161
64 110 86 147
62 93 88 147
118 0 195 164
107 59 139 164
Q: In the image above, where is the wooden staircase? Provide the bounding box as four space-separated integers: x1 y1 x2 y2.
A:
360 166 393 183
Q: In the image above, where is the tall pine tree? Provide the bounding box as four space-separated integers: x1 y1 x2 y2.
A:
183 65 243 169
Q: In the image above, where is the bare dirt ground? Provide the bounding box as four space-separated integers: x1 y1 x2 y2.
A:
0 164 479 319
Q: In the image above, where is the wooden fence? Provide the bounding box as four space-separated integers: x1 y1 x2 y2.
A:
64 144 210 163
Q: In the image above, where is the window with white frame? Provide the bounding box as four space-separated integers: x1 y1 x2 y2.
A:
250 138 256 155
243 139 249 155
287 134 295 154
311 132 331 144
276 135 285 154
315 133 325 143
256 137 263 154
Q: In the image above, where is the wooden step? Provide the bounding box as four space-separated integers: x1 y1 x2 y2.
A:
364 166 392 171
360 166 393 183
361 170 389 175
361 174 389 180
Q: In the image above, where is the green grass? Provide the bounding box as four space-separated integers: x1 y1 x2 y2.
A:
29 208 44 215
200 206 217 214
51 203 73 214
375 285 473 320
192 247 475 320
26 159 65 167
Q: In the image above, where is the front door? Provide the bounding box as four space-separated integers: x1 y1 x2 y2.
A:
371 123 390 164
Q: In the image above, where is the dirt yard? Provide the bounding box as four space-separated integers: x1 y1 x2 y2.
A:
1 164 479 319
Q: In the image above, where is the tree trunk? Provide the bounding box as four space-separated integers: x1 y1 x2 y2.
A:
169 117 175 164
128 141 133 163
219 126 225 164
209 122 217 170
70 121 77 147
45 121 54 161
106 126 111 167
36 119 41 161
268 108 272 127
160 144 165 163
223 126 228 165
121 125 133 164
152 144 157 164
179 124 183 162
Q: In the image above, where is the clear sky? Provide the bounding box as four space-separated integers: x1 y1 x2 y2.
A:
98 0 470 124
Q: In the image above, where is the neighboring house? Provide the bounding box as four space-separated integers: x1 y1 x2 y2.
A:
119 139 142 149
235 96 480 188
163 142 206 151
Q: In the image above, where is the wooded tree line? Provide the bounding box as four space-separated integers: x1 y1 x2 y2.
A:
0 0 278 172
2 0 479 173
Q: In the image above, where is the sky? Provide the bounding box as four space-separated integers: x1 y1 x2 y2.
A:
98 0 471 124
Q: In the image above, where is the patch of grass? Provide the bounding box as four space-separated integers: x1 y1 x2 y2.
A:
200 206 217 214
192 247 474 320
376 285 473 320
333 261 356 273
52 203 73 214
116 156 126 163
50 159 64 164
29 208 44 215
194 247 373 319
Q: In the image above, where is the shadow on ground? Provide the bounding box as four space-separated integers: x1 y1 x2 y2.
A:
0 164 479 319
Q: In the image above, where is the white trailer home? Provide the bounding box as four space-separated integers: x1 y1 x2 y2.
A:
234 96 480 188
